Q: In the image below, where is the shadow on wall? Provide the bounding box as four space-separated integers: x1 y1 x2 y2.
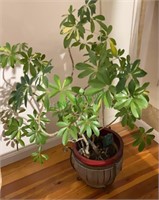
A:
0 68 18 149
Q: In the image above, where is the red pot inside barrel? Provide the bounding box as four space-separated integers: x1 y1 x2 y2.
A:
72 128 124 167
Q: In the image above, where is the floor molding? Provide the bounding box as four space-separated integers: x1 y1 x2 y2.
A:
135 120 159 144
1 121 158 167
1 137 61 167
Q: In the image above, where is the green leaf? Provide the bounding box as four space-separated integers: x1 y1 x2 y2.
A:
43 65 53 74
134 95 148 109
37 85 46 92
132 138 141 147
9 56 15 67
30 65 36 76
1 56 8 67
90 20 95 33
59 93 65 102
93 15 105 21
11 131 18 140
41 154 49 161
109 39 118 56
43 95 50 111
71 41 80 47
107 90 113 105
64 36 72 48
86 126 92 138
43 76 49 88
132 59 140 70
130 101 140 118
30 134 35 143
80 124 86 135
57 121 68 127
134 69 147 77
89 50 97 65
28 47 32 57
96 20 107 31
107 25 113 34
87 34 93 41
62 131 69 145
128 80 136 95
85 88 102 96
138 141 145 152
76 63 94 70
79 43 85 50
78 69 93 78
68 5 73 13
57 127 67 137
135 82 149 94
70 129 78 140
54 75 61 89
66 91 75 102
72 86 81 93
89 79 106 88
19 139 25 147
37 93 46 101
6 42 11 50
146 128 154 134
63 76 72 87
49 87 59 98
139 127 145 134
146 134 155 145
18 118 23 126
24 92 28 108
91 125 100 136
116 77 126 93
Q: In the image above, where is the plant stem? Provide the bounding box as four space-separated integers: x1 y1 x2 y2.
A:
84 85 89 90
28 96 37 111
100 117 119 130
43 131 58 137
2 68 12 87
30 95 41 113
68 47 75 77
106 117 118 128
68 138 83 143
102 101 105 127
81 134 89 155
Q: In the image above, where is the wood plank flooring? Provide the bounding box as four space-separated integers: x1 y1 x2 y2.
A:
1 123 159 199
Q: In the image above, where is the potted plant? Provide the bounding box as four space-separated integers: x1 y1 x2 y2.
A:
0 0 154 188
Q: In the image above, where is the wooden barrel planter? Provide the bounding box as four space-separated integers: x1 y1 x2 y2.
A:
70 128 124 188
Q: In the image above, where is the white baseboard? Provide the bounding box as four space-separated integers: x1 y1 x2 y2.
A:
1 120 158 167
1 137 61 167
135 120 159 144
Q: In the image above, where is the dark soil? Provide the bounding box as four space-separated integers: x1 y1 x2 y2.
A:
77 134 118 160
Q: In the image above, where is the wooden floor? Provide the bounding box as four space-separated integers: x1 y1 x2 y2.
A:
1 123 159 199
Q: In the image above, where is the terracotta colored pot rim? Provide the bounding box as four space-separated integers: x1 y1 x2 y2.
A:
72 128 124 167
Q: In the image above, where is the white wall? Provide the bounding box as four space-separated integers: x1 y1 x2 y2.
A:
101 0 134 54
101 0 134 124
0 0 134 155
139 2 159 109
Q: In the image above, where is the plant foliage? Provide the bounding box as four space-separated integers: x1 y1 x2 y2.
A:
0 0 154 163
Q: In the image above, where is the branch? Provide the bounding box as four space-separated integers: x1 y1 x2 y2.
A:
102 101 105 127
100 117 119 131
30 95 41 113
2 68 12 87
81 134 90 155
68 138 83 143
43 131 58 137
68 47 75 77
84 85 89 90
